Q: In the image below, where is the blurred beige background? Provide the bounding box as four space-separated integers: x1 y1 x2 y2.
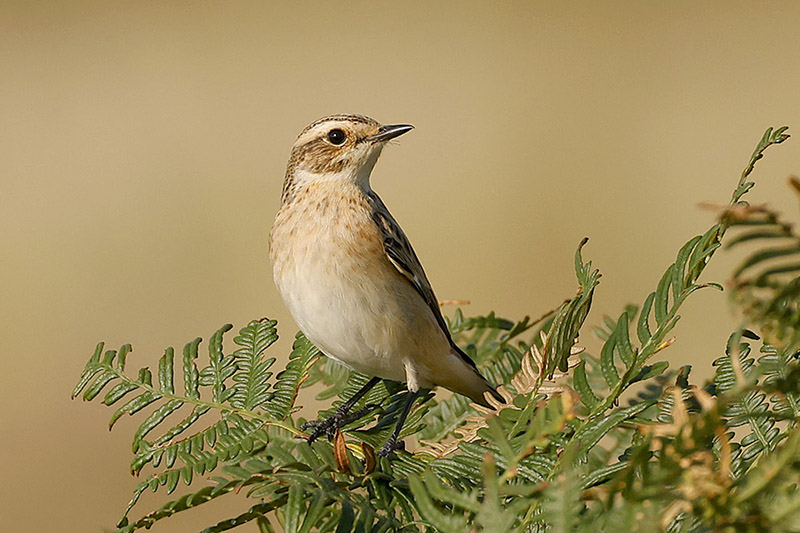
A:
3 1 800 531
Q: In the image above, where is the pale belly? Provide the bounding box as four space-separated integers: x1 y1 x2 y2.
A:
270 206 450 385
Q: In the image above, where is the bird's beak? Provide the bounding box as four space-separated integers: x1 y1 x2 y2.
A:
365 124 414 143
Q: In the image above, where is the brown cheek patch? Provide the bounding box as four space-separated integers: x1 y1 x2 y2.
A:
281 121 379 204
296 139 349 174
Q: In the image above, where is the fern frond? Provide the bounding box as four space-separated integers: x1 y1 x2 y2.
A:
418 334 580 458
758 343 800 418
726 201 800 346
231 318 278 410
73 321 309 529
264 331 320 421
201 502 283 533
200 324 237 403
305 357 351 400
711 333 776 475
115 474 260 533
419 313 531 443
568 128 790 422
541 469 583 532
543 237 601 376
407 473 470 531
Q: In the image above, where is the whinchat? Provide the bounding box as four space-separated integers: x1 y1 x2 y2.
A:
269 114 501 455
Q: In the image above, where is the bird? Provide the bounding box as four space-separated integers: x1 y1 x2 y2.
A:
269 114 502 456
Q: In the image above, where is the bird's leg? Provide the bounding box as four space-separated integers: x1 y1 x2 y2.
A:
377 388 424 458
302 376 381 443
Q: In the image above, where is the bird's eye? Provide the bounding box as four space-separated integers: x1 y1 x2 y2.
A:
327 129 346 145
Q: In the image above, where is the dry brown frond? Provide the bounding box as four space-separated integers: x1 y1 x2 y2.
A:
333 429 351 474
698 201 770 220
438 299 471 306
417 332 583 458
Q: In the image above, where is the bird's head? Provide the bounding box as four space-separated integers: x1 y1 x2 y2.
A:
281 114 413 203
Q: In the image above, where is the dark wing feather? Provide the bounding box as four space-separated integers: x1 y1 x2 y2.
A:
366 191 479 371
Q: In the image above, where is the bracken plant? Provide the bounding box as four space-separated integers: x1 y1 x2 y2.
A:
74 126 800 532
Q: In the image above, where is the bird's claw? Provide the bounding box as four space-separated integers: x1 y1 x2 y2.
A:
300 417 339 443
376 437 406 458
301 404 380 443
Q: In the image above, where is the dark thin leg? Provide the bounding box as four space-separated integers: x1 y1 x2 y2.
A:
377 388 424 458
338 376 382 413
302 376 381 443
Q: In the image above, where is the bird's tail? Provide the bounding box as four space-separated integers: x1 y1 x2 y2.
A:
472 372 505 407
447 346 505 408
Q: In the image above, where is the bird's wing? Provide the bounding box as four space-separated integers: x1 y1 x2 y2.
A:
366 191 479 370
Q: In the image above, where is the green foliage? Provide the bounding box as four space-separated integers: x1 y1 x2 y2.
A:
725 174 800 347
73 127 800 531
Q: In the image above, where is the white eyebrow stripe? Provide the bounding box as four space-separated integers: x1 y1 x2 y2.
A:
294 114 379 146
294 121 351 147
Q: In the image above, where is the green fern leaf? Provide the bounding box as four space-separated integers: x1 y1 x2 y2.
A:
408 474 469 531
199 324 236 403
202 501 285 533
183 337 201 400
544 238 601 376
568 401 653 465
231 318 279 410
132 398 183 452
157 347 175 394
541 470 582 533
264 331 320 421
573 360 600 409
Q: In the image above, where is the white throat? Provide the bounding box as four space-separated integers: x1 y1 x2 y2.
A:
292 144 383 193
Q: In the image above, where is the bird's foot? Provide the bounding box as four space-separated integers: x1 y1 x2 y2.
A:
376 436 406 458
301 404 380 443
